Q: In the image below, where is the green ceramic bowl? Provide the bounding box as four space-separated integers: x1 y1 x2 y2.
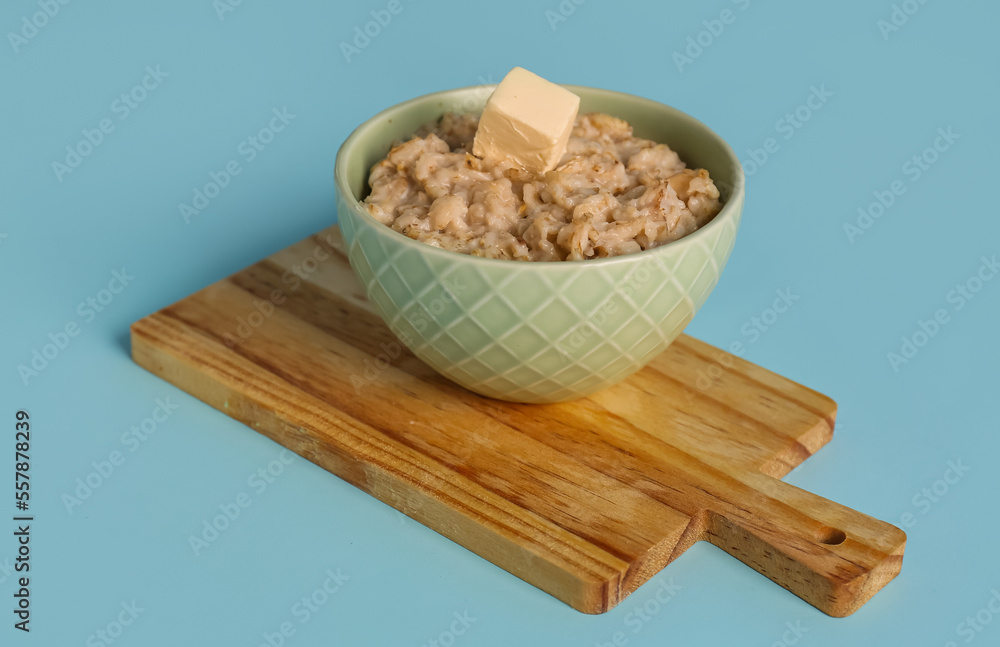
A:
335 85 744 403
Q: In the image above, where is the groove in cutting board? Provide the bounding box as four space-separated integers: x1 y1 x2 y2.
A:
130 226 905 615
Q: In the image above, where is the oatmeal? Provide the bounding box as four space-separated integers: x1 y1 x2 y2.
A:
363 112 723 261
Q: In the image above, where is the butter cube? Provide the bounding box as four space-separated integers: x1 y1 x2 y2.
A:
472 67 580 174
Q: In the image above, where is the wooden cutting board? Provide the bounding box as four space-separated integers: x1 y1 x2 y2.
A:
130 225 904 616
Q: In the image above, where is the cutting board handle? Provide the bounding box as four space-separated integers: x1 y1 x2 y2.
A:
707 472 906 617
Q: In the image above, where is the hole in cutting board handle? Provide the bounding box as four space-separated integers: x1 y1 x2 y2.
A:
815 526 847 545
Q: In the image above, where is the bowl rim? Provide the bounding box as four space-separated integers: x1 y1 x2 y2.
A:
334 83 745 269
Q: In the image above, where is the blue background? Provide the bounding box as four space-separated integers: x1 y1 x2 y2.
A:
2 0 998 645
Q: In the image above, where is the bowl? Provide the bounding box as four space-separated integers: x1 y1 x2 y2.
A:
334 84 744 403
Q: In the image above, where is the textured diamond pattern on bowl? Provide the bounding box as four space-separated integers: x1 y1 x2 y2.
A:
340 194 740 402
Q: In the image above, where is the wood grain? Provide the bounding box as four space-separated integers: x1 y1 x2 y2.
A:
130 226 905 616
